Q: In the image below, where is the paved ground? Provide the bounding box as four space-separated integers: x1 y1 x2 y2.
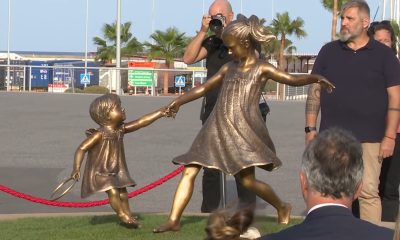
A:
0 92 309 218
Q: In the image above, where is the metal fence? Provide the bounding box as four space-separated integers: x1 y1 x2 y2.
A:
0 64 208 96
0 63 310 100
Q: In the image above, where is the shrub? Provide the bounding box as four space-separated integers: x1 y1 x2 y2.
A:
64 88 85 93
83 86 110 94
63 86 110 94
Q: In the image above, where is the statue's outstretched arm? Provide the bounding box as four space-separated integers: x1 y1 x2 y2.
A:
262 63 334 91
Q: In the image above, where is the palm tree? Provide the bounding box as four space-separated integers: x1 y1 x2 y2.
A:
259 18 297 61
144 27 188 95
391 20 400 37
321 0 348 40
390 20 400 57
269 12 306 70
269 12 306 99
93 21 143 63
262 38 296 61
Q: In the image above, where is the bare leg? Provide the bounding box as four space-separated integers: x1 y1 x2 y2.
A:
237 167 291 224
119 188 138 220
107 188 138 228
107 188 125 218
153 165 201 233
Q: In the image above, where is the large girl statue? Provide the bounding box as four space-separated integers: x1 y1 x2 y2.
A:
154 14 334 233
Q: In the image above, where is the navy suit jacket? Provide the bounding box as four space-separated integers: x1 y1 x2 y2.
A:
260 206 394 240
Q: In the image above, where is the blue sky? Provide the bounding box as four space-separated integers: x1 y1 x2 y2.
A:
0 0 381 54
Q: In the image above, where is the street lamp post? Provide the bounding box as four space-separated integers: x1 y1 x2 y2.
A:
116 0 121 95
7 0 11 92
152 0 155 38
84 0 89 90
383 0 387 19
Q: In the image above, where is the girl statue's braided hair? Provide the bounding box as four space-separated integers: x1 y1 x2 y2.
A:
222 14 275 44
205 208 254 240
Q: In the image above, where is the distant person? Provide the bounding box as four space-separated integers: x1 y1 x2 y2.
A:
182 0 257 213
153 14 333 233
368 20 400 223
261 127 394 240
70 93 166 228
368 20 398 53
305 0 400 224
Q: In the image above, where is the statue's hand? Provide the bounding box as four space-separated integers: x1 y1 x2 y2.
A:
71 170 80 181
166 102 180 118
159 106 169 117
318 77 335 93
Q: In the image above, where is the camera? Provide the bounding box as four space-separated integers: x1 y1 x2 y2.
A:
209 14 225 33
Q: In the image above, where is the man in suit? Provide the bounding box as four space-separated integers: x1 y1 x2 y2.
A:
261 127 394 240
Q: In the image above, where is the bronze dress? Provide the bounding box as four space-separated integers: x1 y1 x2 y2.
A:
173 62 282 175
81 126 136 198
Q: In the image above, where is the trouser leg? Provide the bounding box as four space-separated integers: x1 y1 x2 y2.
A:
381 135 400 222
352 199 360 218
359 143 382 224
201 167 221 213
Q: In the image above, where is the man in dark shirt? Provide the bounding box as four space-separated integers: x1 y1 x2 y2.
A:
305 0 400 224
182 0 256 213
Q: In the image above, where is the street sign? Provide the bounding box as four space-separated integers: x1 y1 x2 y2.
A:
128 69 154 87
193 71 207 78
80 73 90 84
175 75 186 87
128 61 156 68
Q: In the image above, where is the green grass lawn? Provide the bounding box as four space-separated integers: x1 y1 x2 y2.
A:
0 214 302 240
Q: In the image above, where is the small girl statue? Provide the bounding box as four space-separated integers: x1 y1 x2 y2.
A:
70 93 166 228
154 14 334 233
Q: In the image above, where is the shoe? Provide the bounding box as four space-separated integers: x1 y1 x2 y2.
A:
240 227 261 239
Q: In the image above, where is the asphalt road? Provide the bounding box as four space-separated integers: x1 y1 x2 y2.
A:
0 92 309 217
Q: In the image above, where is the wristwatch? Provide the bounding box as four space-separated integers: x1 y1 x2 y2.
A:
305 126 317 133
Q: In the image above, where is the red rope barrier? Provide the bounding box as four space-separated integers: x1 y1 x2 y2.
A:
0 166 184 208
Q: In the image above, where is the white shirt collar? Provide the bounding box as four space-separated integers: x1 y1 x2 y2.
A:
307 203 348 215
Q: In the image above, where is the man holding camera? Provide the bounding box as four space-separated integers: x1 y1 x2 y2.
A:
182 0 257 213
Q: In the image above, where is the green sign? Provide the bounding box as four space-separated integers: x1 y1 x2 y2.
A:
128 69 154 87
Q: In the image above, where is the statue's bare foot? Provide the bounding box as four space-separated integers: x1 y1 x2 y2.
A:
277 202 292 225
119 215 140 229
153 220 180 233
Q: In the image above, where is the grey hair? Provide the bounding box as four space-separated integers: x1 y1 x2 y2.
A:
341 0 370 18
89 93 121 126
222 14 275 44
302 127 363 199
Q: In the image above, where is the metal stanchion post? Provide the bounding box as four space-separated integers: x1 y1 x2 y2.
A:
29 66 32 92
220 172 227 208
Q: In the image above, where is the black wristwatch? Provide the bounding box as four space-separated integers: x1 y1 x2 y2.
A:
305 126 317 133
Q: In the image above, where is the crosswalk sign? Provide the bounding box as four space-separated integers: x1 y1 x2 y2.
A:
175 75 186 87
80 73 90 84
